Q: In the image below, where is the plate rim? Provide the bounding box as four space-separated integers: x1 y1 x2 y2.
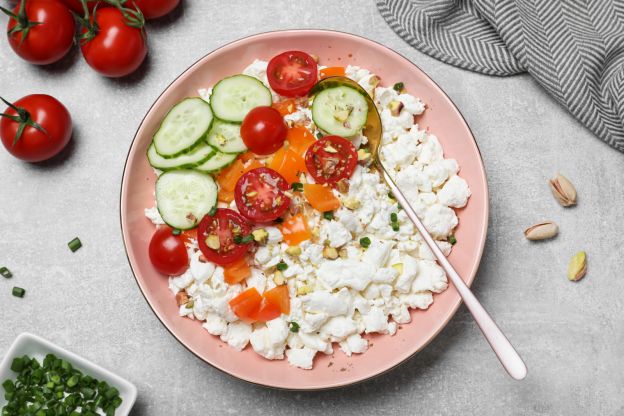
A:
119 29 489 391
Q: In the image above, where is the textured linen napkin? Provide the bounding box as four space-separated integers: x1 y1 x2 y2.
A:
377 0 624 152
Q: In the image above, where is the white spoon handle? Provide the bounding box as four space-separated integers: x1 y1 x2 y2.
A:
382 170 527 380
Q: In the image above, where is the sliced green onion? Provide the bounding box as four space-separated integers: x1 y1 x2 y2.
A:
276 261 288 271
291 182 303 192
449 235 457 245
391 223 400 232
241 235 253 244
208 205 217 216
359 237 371 248
12 287 25 298
289 321 300 333
68 237 82 252
233 234 242 244
323 211 334 220
316 132 323 139
393 82 404 92
0 266 12 278
390 212 398 223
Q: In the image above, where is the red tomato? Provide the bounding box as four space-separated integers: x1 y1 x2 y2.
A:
197 209 252 266
148 226 189 276
229 288 262 323
267 51 318 97
61 0 105 13
234 168 291 223
240 106 287 155
0 94 72 162
5 0 75 65
133 0 180 19
80 6 147 78
305 135 357 185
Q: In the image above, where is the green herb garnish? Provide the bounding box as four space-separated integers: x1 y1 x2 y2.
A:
393 82 404 92
323 211 334 220
12 287 25 298
67 237 82 252
359 237 371 248
289 322 300 333
276 261 288 272
316 132 323 139
291 182 304 192
172 228 181 236
234 234 253 244
449 235 457 245
390 212 398 223
0 266 12 279
391 223 400 232
2 353 123 415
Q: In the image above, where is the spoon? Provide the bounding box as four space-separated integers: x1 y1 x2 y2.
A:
315 77 527 380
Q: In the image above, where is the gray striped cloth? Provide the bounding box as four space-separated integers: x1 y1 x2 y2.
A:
377 0 624 152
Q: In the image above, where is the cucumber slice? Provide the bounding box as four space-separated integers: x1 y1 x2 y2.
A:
155 170 217 230
194 151 238 173
206 119 247 153
153 98 214 158
147 142 215 170
210 75 272 123
312 85 368 137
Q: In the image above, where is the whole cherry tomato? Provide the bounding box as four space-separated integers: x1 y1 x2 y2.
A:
61 0 106 13
2 0 75 65
0 94 72 162
79 5 147 77
148 226 189 276
240 106 287 155
133 0 179 19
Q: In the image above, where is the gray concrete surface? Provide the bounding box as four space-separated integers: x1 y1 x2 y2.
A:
1 1 623 415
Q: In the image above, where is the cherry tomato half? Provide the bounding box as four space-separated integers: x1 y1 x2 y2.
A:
197 209 252 266
240 106 287 155
305 135 358 185
0 94 72 162
148 226 189 276
6 0 75 65
80 7 147 78
267 51 318 97
235 167 291 223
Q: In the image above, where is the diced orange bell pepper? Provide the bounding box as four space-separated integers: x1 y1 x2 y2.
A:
250 298 282 322
286 126 316 157
181 228 197 245
239 151 257 163
229 287 262 323
263 285 290 315
218 188 235 203
280 213 312 246
303 183 341 212
268 146 307 184
272 98 299 117
224 258 252 284
217 157 263 196
319 66 346 79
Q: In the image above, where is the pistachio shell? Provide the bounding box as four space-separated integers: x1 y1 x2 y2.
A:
549 173 577 207
524 221 559 240
567 251 587 281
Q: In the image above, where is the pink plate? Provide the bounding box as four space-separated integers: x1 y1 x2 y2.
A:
120 30 489 390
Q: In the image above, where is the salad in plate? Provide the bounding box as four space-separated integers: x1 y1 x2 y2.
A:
143 50 471 369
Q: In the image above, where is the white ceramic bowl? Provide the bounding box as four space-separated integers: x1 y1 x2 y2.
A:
0 333 137 414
